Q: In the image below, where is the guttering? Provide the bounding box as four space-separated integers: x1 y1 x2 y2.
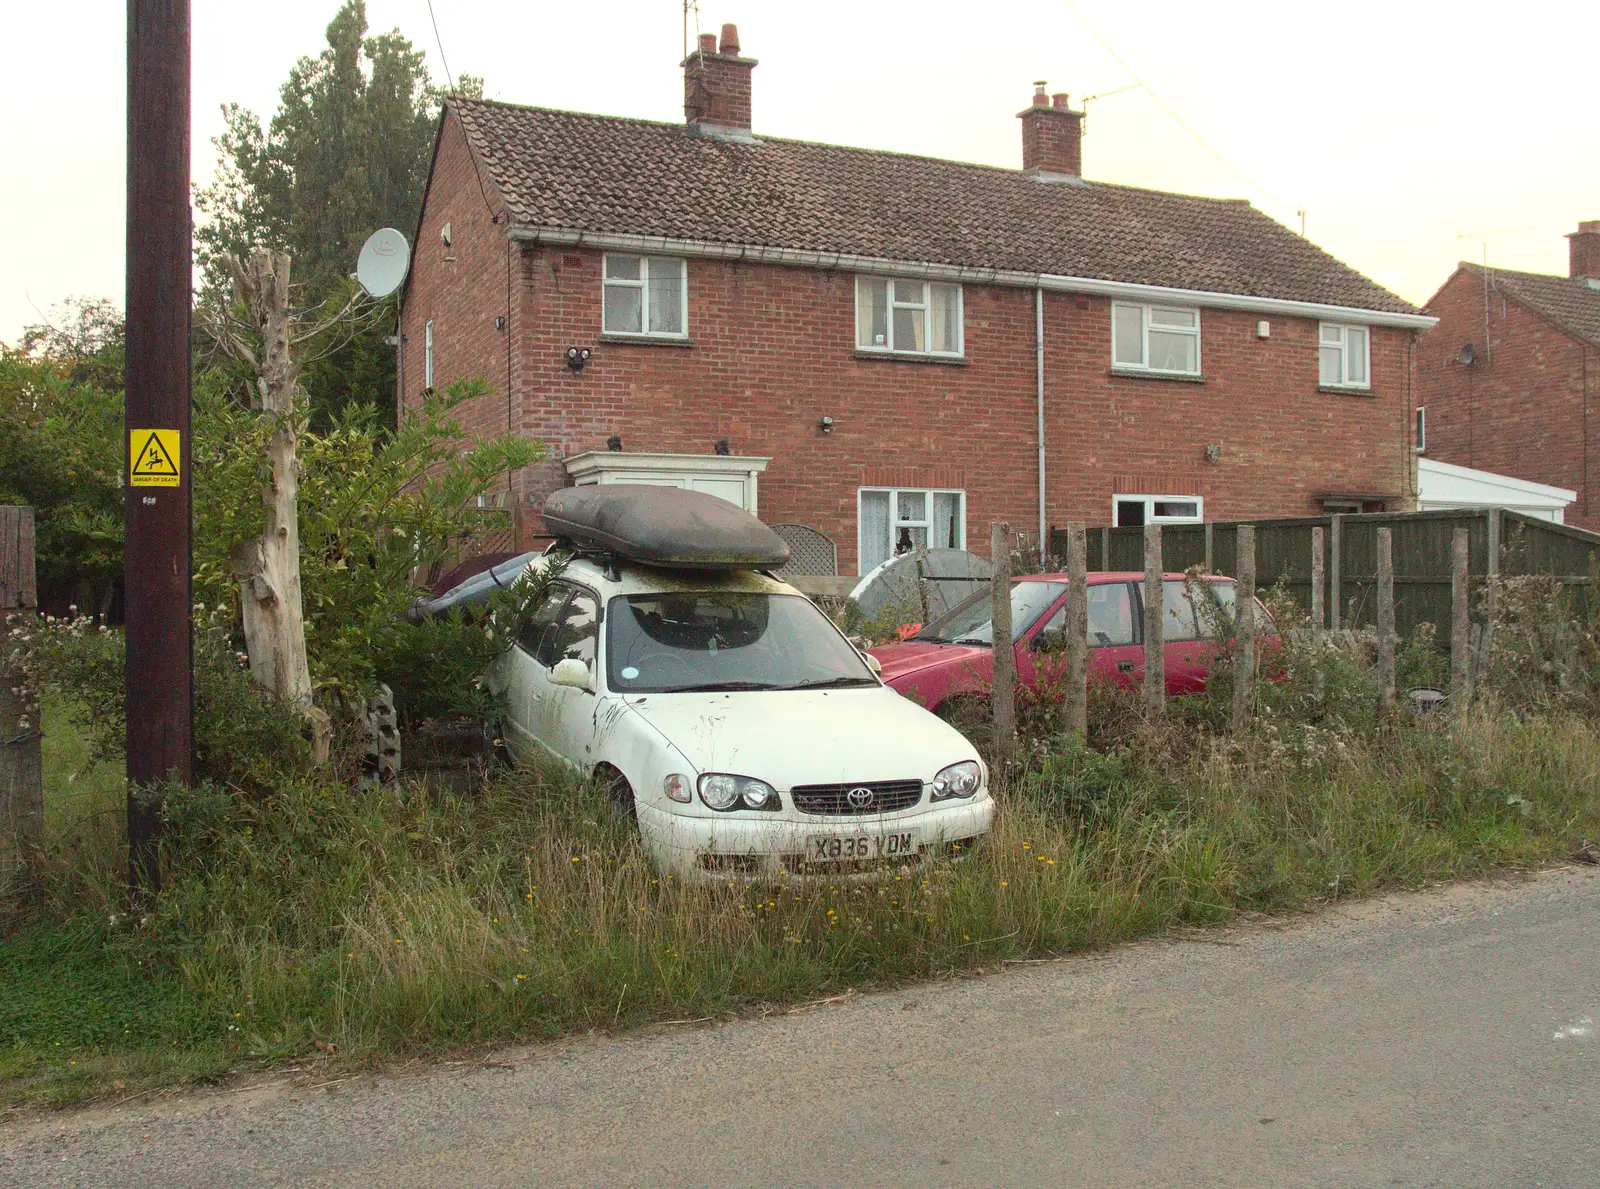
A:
509 224 1439 330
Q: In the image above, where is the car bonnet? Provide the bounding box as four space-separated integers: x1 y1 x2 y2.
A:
617 686 979 788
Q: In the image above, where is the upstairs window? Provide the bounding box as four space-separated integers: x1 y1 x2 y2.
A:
856 278 963 356
603 254 687 337
1112 303 1201 375
1319 323 1370 388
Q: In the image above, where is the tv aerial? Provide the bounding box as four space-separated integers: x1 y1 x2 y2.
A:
356 228 411 298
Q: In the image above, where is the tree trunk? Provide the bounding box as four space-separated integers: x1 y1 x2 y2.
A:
228 252 318 738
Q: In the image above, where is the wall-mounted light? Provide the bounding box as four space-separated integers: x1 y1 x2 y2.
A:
441 222 453 247
494 315 506 331
566 346 592 372
818 415 835 434
606 434 623 452
1204 443 1223 465
1255 320 1270 339
714 438 731 456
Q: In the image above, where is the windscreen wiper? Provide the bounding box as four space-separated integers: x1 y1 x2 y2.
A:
674 680 785 692
951 636 993 646
786 676 879 690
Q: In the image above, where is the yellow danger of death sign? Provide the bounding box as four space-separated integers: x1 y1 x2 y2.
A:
129 429 181 487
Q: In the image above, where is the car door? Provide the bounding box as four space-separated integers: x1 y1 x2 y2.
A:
542 585 603 768
1029 580 1140 690
1158 578 1210 695
497 582 573 763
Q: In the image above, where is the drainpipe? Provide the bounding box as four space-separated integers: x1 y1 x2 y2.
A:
1036 285 1047 567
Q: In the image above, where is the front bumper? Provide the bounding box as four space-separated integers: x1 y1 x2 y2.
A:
635 794 996 884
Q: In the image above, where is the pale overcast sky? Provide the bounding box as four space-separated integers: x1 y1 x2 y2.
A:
3 0 1595 343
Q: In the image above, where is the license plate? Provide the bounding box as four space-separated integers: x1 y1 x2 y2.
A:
805 832 916 863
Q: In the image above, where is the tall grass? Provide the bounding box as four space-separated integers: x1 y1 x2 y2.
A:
7 673 1600 1107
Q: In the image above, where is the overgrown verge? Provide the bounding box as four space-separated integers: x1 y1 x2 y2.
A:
5 681 1597 1109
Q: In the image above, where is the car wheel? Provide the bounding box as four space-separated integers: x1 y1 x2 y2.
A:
597 765 638 830
479 717 511 769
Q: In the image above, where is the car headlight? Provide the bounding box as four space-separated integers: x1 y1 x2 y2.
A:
931 760 982 800
698 773 781 812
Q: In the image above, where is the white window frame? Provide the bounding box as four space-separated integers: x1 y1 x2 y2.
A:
1112 494 1204 527
854 277 965 358
1319 322 1371 389
1111 302 1202 375
856 487 966 576
424 319 434 389
1415 406 1426 454
602 253 689 339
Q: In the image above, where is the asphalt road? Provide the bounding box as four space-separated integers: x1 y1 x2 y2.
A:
4 865 1598 1189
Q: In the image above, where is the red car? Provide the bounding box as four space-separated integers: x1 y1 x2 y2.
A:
868 572 1274 716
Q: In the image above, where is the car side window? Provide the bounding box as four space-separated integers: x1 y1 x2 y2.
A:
1033 583 1135 649
1192 579 1236 639
518 586 570 667
1161 580 1200 643
550 589 600 667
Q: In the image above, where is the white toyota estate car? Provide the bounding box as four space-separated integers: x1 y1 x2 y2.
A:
455 484 993 882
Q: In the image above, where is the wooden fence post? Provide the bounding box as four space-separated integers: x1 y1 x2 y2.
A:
0 507 41 879
990 522 1016 759
1233 525 1256 729
1450 525 1471 709
1310 525 1325 647
1329 514 1343 631
1143 523 1165 719
1377 526 1396 709
1100 526 1110 571
1484 507 1502 654
1064 523 1089 742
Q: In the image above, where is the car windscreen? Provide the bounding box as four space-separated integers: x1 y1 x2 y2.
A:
606 592 878 693
910 580 1068 645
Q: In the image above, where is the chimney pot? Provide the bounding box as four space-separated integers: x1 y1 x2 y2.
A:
718 23 740 55
1052 92 1070 108
698 32 717 55
1569 220 1600 280
1032 80 1049 107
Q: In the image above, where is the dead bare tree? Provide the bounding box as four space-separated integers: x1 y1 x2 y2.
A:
205 250 384 759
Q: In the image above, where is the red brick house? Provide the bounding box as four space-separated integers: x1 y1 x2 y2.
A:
1416 223 1600 532
401 23 1433 575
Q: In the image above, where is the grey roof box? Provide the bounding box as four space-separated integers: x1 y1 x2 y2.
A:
544 484 791 571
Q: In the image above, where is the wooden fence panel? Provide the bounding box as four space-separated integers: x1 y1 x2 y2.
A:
1050 507 1600 652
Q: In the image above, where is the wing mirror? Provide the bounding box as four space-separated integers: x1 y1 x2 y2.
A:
863 653 883 675
549 657 593 690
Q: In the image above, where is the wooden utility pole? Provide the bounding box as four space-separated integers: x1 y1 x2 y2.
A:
1310 525 1325 647
1376 526 1396 709
1449 525 1471 709
1232 525 1256 730
1142 524 1165 719
1063 522 1088 742
0 508 41 879
989 522 1016 759
125 0 194 890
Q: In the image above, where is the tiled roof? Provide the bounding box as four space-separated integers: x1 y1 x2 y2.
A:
1465 263 1600 348
450 99 1417 316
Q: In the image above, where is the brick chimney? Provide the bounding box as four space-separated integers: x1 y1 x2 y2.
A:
1018 82 1084 181
683 23 758 141
1568 220 1600 279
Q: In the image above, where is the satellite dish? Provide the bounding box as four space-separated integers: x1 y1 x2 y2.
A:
356 228 411 298
848 548 993 623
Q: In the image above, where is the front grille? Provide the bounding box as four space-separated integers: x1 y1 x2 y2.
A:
789 779 923 815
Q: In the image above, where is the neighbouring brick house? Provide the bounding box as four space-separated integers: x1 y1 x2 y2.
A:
1416 223 1600 532
402 23 1434 575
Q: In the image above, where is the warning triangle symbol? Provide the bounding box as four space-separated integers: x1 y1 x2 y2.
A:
132 433 178 477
